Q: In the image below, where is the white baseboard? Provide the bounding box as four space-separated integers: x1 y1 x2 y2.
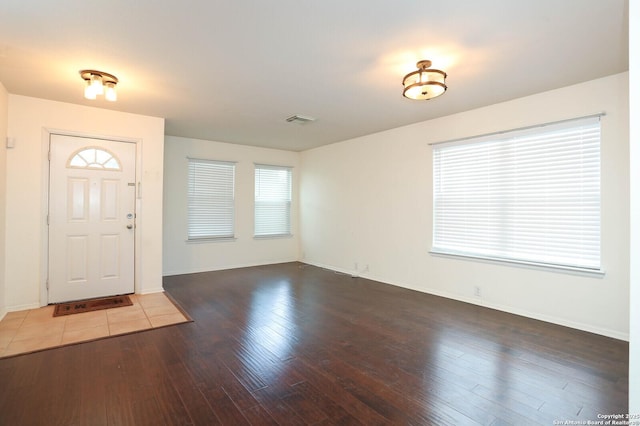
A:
138 287 165 295
420 286 629 341
5 302 41 314
300 260 357 277
162 258 299 277
301 261 629 342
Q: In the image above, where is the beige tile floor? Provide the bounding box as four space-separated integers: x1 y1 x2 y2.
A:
0 293 190 358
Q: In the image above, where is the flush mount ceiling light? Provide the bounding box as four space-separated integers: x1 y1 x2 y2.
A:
402 60 447 100
80 70 118 101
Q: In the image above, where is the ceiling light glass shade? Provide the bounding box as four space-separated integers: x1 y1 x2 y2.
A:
90 73 104 95
402 60 447 100
104 82 117 101
84 79 97 100
79 70 119 101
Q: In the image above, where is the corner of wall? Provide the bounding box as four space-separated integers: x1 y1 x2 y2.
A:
628 0 639 416
299 73 630 340
162 136 301 275
4 95 165 310
0 81 8 320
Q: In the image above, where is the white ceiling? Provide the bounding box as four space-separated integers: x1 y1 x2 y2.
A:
0 0 629 151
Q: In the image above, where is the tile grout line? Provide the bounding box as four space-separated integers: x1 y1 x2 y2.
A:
5 309 48 354
0 294 190 359
1 322 19 355
139 297 153 330
106 311 113 336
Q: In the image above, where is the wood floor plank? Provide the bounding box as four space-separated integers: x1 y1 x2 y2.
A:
287 380 364 425
0 262 629 425
286 357 393 425
199 385 251 425
240 403 281 426
249 382 308 426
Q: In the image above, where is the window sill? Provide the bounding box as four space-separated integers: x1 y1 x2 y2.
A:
186 236 237 244
253 234 293 240
429 250 605 277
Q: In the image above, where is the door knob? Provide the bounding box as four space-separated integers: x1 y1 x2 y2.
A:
126 224 133 229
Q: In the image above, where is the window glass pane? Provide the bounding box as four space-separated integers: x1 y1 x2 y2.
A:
80 149 96 164
255 165 292 237
104 158 120 169
432 116 601 271
69 156 87 167
95 149 110 164
68 147 121 171
188 159 235 240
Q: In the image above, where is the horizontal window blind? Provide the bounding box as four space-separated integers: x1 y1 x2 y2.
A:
255 164 292 237
188 158 235 240
432 116 601 271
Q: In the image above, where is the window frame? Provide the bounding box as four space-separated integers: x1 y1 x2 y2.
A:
430 114 604 275
254 163 293 239
187 158 236 242
67 146 122 171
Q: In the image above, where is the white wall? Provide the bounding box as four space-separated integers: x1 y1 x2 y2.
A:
5 95 165 311
300 73 630 340
628 0 639 413
163 136 299 275
0 83 7 320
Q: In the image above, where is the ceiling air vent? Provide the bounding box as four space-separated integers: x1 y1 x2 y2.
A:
285 114 316 124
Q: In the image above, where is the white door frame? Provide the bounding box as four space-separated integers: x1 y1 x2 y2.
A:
40 128 144 306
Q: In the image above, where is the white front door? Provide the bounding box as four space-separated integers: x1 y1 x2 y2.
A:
48 134 136 303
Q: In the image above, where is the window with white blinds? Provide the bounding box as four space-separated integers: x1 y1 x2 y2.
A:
187 158 235 240
432 115 602 272
255 164 292 237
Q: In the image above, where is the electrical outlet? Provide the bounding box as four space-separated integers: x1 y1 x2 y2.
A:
363 264 369 273
474 286 482 297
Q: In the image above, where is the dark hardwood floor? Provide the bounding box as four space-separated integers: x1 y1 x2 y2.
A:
0 262 628 425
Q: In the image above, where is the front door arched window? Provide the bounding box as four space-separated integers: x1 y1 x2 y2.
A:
67 147 122 171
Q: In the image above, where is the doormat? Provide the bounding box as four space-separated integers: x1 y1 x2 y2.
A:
53 295 133 317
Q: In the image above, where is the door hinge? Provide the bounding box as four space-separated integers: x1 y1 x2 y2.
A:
46 214 49 226
46 280 49 290
48 151 51 161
